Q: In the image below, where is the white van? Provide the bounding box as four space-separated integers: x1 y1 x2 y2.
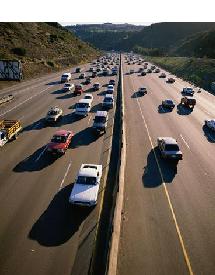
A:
61 73 71 83
75 99 91 116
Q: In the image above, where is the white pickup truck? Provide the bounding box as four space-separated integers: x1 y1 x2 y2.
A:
69 164 103 206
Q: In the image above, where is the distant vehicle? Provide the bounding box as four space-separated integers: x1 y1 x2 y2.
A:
112 67 118 75
151 65 155 70
0 119 22 147
69 163 103 206
103 94 114 109
47 130 73 155
74 84 83 96
181 96 196 108
109 79 116 86
62 83 74 92
84 93 93 103
204 119 215 131
167 77 175 83
182 87 194 96
162 99 175 109
92 71 97 78
85 77 91 85
147 69 152 73
93 82 100 91
79 73 85 79
96 67 101 72
75 67 81 73
138 87 147 95
61 73 71 83
92 111 108 134
138 67 144 72
159 73 166 78
45 106 63 123
89 67 94 72
157 137 183 161
141 71 146 76
155 68 160 73
75 99 92 116
130 69 134 74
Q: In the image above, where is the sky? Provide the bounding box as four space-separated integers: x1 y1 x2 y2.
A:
1 0 215 22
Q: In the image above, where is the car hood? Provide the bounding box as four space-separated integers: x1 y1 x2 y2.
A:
47 142 66 150
69 183 99 203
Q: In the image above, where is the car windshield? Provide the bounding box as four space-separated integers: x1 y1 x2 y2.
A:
166 100 173 104
51 135 67 143
104 98 113 102
165 144 179 151
48 110 58 115
77 176 97 185
76 103 89 108
95 116 106 123
85 96 92 100
64 84 70 87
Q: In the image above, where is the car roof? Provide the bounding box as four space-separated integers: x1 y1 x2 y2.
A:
54 130 70 136
84 93 92 97
161 137 177 145
79 164 98 178
78 99 91 103
105 94 114 98
95 111 108 117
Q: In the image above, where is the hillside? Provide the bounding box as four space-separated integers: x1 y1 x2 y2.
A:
171 30 215 58
118 22 215 52
0 22 99 82
66 23 144 50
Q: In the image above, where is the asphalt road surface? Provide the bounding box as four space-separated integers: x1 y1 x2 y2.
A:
117 55 215 275
0 63 118 275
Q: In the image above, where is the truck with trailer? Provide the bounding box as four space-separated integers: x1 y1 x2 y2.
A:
0 120 22 147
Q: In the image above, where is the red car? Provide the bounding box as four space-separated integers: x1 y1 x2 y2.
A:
47 130 74 155
74 84 83 96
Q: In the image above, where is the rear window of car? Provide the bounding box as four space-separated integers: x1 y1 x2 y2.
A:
76 103 89 108
77 176 97 185
165 144 179 151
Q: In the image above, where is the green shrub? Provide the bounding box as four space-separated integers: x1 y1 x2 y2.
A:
11 47 26 56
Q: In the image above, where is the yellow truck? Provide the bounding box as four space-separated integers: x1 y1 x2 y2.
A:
0 120 22 147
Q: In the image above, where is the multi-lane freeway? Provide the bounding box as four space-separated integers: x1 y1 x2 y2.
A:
117 55 215 275
1 53 215 275
0 59 118 275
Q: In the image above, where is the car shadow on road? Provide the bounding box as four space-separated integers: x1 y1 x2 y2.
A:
28 184 92 246
90 103 103 113
97 90 106 96
56 93 74 100
51 89 64 95
72 127 98 148
202 125 215 143
158 105 173 114
13 145 58 172
142 147 177 188
177 104 193 115
46 81 61 86
131 91 144 98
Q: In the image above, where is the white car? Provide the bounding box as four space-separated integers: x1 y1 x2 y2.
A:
62 83 74 92
61 73 71 83
84 93 93 103
204 119 215 131
45 106 63 123
182 87 194 96
69 164 103 206
107 84 114 93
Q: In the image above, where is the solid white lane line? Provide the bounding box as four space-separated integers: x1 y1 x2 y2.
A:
180 134 190 150
59 161 72 190
0 86 50 117
135 93 194 275
35 146 47 162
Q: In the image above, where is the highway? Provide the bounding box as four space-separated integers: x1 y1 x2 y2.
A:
117 55 215 275
0 62 118 275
